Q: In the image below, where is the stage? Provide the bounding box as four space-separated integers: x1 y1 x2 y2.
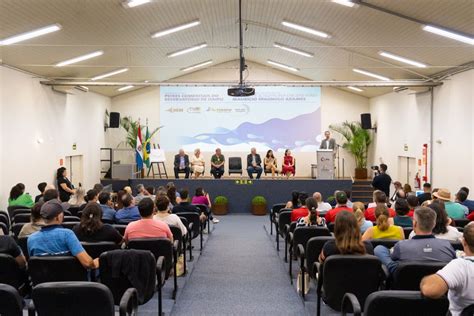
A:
101 178 352 214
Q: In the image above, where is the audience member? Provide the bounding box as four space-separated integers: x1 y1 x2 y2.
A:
27 200 98 269
455 190 470 217
57 167 75 202
285 191 300 209
264 149 278 178
418 183 432 205
281 149 295 179
319 211 373 262
99 192 116 222
325 191 352 223
353 202 373 233
393 198 413 228
313 192 332 214
406 194 418 217
403 183 413 195
371 163 392 197
290 192 309 222
68 187 86 207
154 196 187 236
459 186 474 211
8 183 34 208
134 184 149 204
345 190 353 208
43 188 59 202
124 198 173 243
191 187 211 206
246 147 263 179
92 183 104 194
123 186 133 195
421 224 474 316
190 148 205 178
83 189 99 205
363 204 404 240
73 202 122 244
174 149 190 179
296 197 326 227
210 148 225 179
172 189 207 222
0 235 26 268
374 207 455 274
115 193 141 223
35 182 48 203
434 188 466 219
18 201 45 238
365 190 396 221
390 181 402 204
167 186 180 207
115 190 126 210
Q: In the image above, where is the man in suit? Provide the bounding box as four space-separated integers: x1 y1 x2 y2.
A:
174 149 190 179
319 131 336 150
246 147 263 179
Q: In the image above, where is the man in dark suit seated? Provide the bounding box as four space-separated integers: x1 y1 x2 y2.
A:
174 149 190 179
246 147 263 179
172 189 207 222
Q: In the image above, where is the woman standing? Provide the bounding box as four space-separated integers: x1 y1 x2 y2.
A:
57 167 75 202
190 148 205 178
281 149 295 179
264 150 278 178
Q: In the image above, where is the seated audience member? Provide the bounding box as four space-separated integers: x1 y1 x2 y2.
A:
172 189 207 223
68 187 86 207
281 149 295 179
115 193 141 223
393 198 413 228
291 192 309 222
190 148 205 178
93 183 104 194
434 188 466 219
365 190 396 221
134 184 148 204
174 149 190 179
8 183 34 208
313 192 332 214
192 187 219 223
123 186 133 195
353 202 373 233
115 190 126 210
403 183 413 196
362 205 404 241
35 182 48 203
27 200 98 269
167 186 180 207
154 196 188 237
18 202 45 238
455 190 470 217
99 192 116 222
124 198 173 243
79 189 99 211
325 191 352 223
296 197 326 227
264 150 278 178
285 191 300 209
420 224 474 316
73 202 122 244
210 148 225 179
246 147 263 179
459 186 474 211
345 190 353 208
146 187 156 200
418 182 432 205
319 211 373 262
390 181 403 204
406 194 418 217
0 235 26 268
374 207 456 274
42 188 60 202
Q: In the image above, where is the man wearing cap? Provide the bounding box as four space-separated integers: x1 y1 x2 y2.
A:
434 188 467 220
27 200 98 269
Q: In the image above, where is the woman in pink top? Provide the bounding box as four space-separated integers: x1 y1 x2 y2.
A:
191 188 220 224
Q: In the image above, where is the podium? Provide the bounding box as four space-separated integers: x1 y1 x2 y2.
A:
317 150 335 179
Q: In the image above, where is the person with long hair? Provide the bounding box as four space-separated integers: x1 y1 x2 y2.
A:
68 187 86 207
353 202 373 233
73 202 122 244
296 197 326 227
8 183 34 208
362 204 404 241
319 211 373 262
281 149 295 179
264 150 278 178
115 190 126 210
57 167 75 202
285 191 300 209
167 186 179 207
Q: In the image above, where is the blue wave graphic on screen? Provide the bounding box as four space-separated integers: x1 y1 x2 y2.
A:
179 109 321 150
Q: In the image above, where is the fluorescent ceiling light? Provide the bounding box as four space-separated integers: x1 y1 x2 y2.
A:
267 60 299 72
181 60 213 72
91 68 129 81
347 86 363 92
422 25 474 45
168 43 207 57
124 0 151 8
281 21 330 38
273 43 313 57
331 0 356 7
0 24 61 46
118 85 134 91
152 20 201 38
379 51 427 68
55 50 104 67
353 68 390 81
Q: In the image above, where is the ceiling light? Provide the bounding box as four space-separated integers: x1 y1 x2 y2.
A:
273 43 313 57
331 0 357 7
181 60 213 72
347 86 363 92
379 51 427 68
168 43 207 57
281 21 330 38
55 50 104 67
0 24 61 46
267 60 299 72
152 20 201 38
123 0 151 8
118 85 134 91
91 68 129 81
353 68 390 81
422 25 474 45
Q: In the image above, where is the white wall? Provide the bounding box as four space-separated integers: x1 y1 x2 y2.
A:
0 66 111 208
370 69 474 194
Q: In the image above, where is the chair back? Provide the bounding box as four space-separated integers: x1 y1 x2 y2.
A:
450 241 464 251
10 223 25 238
0 213 10 230
271 203 286 215
28 256 88 285
63 216 81 222
103 218 115 224
112 224 127 235
0 284 23 316
454 219 471 228
327 222 335 233
0 254 25 289
12 213 30 224
178 212 201 239
81 241 120 259
16 237 29 260
391 261 447 290
278 210 292 237
322 255 385 311
363 290 449 316
228 157 242 173
194 204 209 216
0 222 7 235
305 236 334 277
61 222 80 230
128 238 173 276
32 282 115 316
8 206 30 218
67 206 82 217
403 227 412 239
169 225 184 254
12 208 31 217
369 239 399 249
293 227 331 253
461 304 474 316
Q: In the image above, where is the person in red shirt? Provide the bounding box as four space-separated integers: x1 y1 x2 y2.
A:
290 192 309 222
406 195 419 217
365 190 395 221
325 191 352 223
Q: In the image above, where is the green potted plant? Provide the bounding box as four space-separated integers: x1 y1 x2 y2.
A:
251 195 267 216
330 121 372 179
212 196 228 215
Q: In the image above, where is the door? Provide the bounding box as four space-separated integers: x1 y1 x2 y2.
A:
397 156 417 185
65 155 84 187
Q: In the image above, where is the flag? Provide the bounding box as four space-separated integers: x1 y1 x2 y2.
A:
136 125 143 171
144 125 151 168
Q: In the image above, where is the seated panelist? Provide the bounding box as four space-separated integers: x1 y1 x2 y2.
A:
246 148 262 179
174 149 190 179
210 148 225 179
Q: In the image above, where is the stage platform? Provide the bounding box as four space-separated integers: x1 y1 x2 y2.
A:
101 178 352 214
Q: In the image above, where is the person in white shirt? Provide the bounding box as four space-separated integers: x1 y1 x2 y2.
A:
153 195 187 237
313 192 332 215
421 223 474 316
190 148 205 178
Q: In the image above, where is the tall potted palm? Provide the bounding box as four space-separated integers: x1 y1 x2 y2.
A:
330 121 372 179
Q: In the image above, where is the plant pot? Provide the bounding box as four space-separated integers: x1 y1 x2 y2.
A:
355 168 368 179
252 204 267 216
212 204 228 215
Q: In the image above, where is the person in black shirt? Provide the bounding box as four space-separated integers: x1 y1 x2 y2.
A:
57 167 75 202
35 182 48 203
172 189 207 223
418 183 432 205
0 235 26 268
371 163 392 197
73 202 122 244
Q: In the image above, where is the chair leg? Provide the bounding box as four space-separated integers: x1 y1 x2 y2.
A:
200 223 203 253
284 236 288 262
188 236 194 261
301 267 305 300
317 292 321 316
289 246 293 284
173 250 178 300
183 241 187 275
276 225 280 251
158 284 163 316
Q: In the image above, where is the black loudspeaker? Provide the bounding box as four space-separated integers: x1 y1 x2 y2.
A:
109 112 120 128
361 113 372 129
